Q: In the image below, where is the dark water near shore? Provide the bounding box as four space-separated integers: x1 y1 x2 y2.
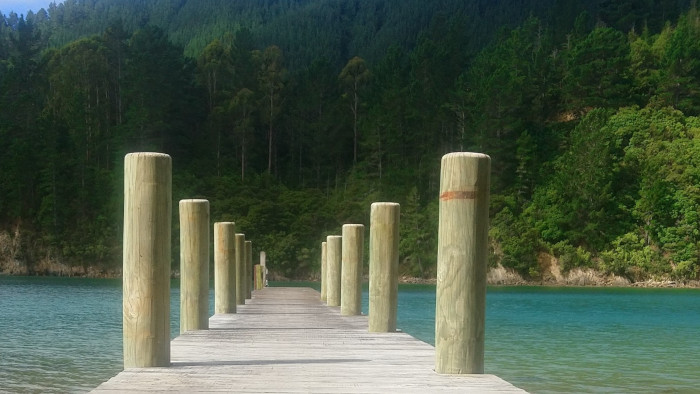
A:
1 276 699 393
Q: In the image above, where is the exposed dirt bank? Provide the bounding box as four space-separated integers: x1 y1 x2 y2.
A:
2 259 698 288
274 265 700 288
0 258 121 278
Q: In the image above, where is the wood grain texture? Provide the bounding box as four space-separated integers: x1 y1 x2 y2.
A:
122 152 171 368
245 241 253 300
93 287 526 393
235 234 246 305
320 241 327 301
260 251 267 287
435 152 490 374
341 224 364 316
214 222 236 314
326 235 342 307
254 264 264 290
179 199 210 334
369 202 399 332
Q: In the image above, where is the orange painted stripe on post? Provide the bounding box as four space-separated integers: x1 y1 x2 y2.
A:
439 190 477 201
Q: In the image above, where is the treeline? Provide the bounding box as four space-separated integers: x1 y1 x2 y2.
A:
1 1 700 281
6 0 690 69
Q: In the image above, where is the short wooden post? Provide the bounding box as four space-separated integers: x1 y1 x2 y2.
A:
179 199 210 333
214 222 236 314
235 233 246 305
326 235 342 307
260 251 267 286
369 202 400 332
341 224 364 315
245 240 253 299
122 152 171 368
254 264 264 290
435 152 490 374
320 241 327 302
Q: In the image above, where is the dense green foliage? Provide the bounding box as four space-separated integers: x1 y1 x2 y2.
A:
11 0 689 69
1 0 700 281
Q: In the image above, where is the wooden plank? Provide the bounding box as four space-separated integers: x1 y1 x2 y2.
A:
92 287 526 393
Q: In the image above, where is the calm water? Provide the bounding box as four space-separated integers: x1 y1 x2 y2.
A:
1 277 699 393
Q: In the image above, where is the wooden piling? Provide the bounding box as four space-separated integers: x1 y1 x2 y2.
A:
245 240 253 300
122 152 171 368
214 222 236 314
369 202 400 332
341 224 364 316
326 235 342 307
320 241 327 302
235 234 246 305
254 264 264 290
260 251 267 286
179 199 210 333
435 152 490 374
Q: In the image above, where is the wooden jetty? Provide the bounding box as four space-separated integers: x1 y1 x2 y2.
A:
93 287 525 393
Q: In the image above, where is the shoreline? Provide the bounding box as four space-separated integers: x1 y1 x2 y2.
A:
265 271 700 288
395 276 700 288
2 261 699 289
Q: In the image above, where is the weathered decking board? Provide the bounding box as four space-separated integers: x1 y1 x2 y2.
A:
92 287 526 393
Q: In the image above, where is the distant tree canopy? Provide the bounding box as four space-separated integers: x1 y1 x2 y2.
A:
1 0 699 281
7 0 688 69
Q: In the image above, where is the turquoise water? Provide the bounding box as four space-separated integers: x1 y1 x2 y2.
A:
1 277 699 393
0 276 186 393
392 285 700 393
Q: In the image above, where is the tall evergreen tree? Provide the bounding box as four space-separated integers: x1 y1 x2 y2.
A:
339 56 370 165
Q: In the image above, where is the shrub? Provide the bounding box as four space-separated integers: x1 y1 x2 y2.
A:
550 241 592 272
600 232 665 280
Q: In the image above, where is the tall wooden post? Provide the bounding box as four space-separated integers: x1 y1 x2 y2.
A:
123 152 171 368
179 199 210 334
368 202 400 332
235 233 246 305
435 152 490 374
326 235 342 307
214 222 236 314
320 241 327 302
245 240 253 299
341 224 364 315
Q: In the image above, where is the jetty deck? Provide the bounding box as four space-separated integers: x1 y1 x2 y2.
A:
92 287 525 393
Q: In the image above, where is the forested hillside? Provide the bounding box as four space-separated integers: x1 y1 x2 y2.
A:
2 0 700 282
8 0 688 68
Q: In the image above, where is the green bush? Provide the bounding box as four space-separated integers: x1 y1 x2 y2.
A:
490 203 539 278
550 241 592 272
672 260 699 280
600 232 665 280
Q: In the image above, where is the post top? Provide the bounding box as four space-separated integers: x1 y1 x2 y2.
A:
179 199 209 205
371 202 400 207
442 152 490 161
245 240 252 244
327 235 342 240
125 152 171 159
214 221 235 225
342 223 365 229
235 233 246 238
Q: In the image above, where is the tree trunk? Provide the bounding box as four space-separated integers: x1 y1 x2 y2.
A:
268 90 273 174
241 127 246 181
353 80 358 165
